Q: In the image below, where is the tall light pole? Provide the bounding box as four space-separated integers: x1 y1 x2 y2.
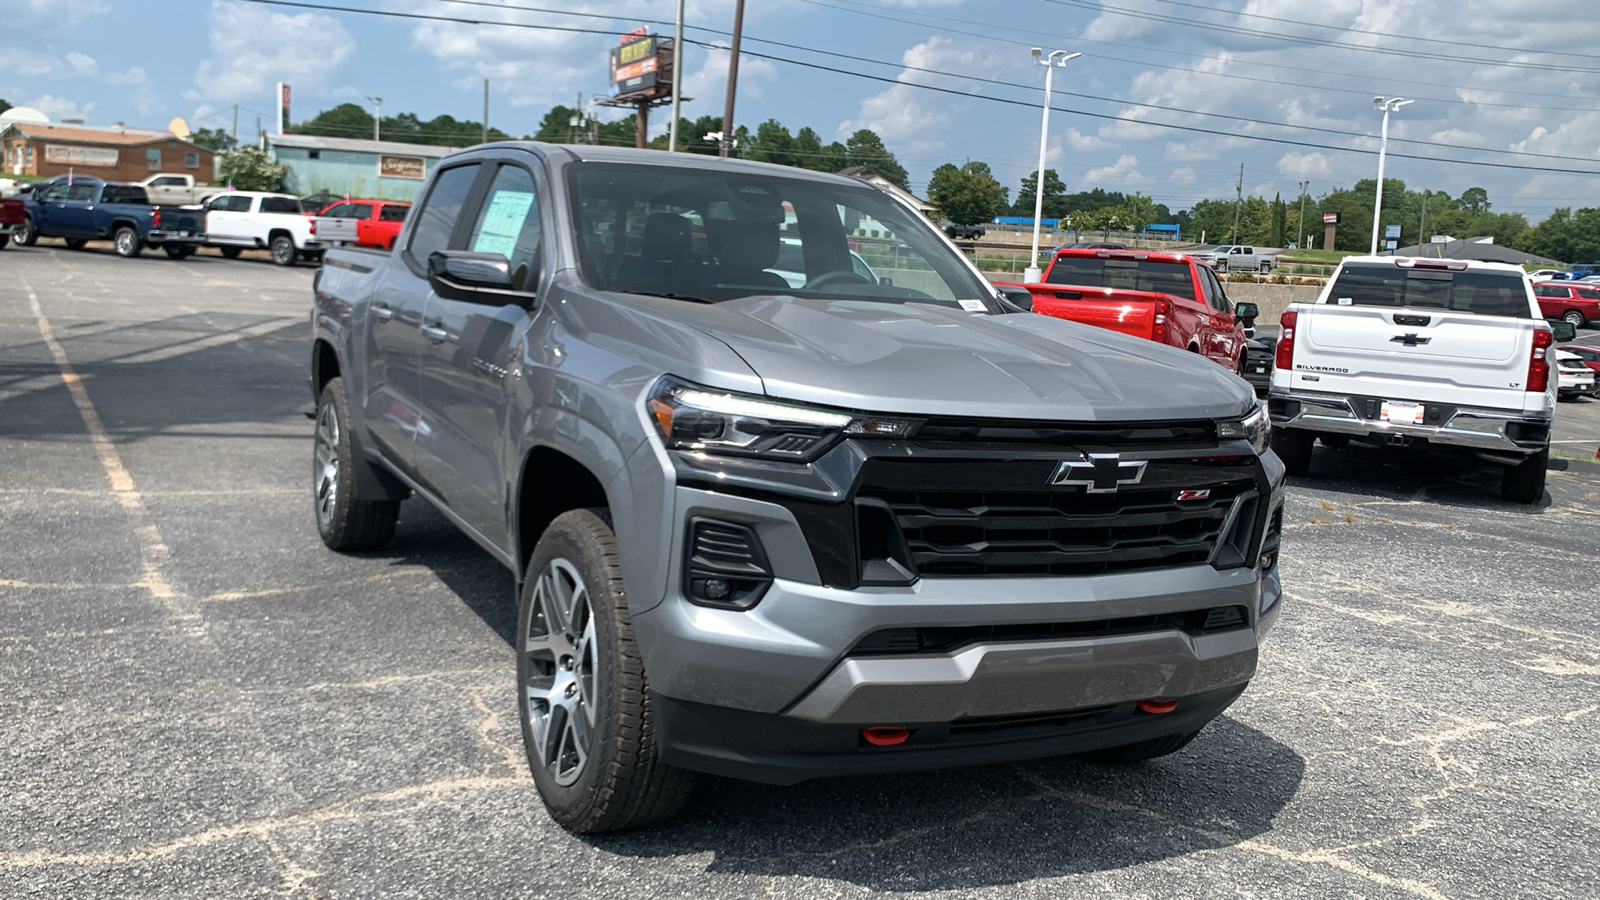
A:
1024 47 1081 284
1296 180 1310 250
1370 96 1413 255
720 0 747 159
366 96 382 142
668 0 685 152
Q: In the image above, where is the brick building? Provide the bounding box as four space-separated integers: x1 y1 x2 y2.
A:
1 122 216 184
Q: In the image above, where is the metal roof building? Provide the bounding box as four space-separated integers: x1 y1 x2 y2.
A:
1392 236 1560 266
265 133 457 202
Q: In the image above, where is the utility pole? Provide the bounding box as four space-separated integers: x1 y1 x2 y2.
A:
482 79 489 144
1296 180 1309 250
1229 162 1244 245
668 0 685 152
231 104 239 149
720 0 747 158
1418 188 1429 253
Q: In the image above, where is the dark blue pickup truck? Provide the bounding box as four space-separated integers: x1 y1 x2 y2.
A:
17 177 207 258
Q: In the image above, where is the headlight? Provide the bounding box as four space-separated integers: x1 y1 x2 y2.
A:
1217 403 1270 454
647 377 917 460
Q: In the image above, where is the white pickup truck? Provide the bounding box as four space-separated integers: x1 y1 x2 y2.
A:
1198 245 1277 274
139 174 221 206
1268 256 1569 503
201 191 324 265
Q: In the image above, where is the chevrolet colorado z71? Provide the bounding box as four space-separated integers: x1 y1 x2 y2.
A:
310 144 1286 832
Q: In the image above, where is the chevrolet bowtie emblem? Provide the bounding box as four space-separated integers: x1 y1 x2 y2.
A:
1049 454 1148 493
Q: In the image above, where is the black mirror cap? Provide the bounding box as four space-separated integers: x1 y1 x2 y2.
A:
427 250 531 305
1234 301 1260 321
997 286 1034 313
1552 321 1577 343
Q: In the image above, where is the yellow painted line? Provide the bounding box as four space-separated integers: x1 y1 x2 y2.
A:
22 275 181 611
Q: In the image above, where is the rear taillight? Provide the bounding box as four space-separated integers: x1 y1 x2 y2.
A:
1152 298 1171 344
1275 310 1297 370
1527 328 1553 392
309 219 317 235
150 207 161 228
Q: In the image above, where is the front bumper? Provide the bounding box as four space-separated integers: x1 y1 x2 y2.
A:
1269 388 1551 455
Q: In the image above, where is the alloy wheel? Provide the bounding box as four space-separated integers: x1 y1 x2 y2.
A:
522 557 598 787
313 400 340 529
116 230 134 255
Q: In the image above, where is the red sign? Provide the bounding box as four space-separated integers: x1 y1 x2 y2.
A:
621 27 647 44
1322 212 1341 225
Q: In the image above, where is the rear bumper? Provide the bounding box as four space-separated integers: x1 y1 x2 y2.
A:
1269 388 1551 455
147 230 207 245
0 222 23 235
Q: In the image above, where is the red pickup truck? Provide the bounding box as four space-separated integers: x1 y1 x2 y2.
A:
995 248 1258 374
0 197 25 249
315 199 411 250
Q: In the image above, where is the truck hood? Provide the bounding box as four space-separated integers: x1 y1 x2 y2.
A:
662 295 1255 421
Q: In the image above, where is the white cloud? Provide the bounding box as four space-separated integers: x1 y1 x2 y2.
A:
1084 154 1148 188
189 1 355 103
682 42 779 111
65 53 98 77
25 94 96 121
1276 152 1335 179
1170 167 1197 184
840 36 1007 153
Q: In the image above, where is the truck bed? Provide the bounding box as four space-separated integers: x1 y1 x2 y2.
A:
1012 282 1164 341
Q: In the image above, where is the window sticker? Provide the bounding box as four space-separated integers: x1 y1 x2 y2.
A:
472 190 535 259
959 298 988 312
1336 296 1353 305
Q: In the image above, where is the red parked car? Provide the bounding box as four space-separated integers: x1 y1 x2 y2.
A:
1532 281 1600 329
994 248 1258 374
315 199 411 250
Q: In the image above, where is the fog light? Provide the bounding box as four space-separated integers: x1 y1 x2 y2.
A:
701 578 731 601
1259 550 1276 570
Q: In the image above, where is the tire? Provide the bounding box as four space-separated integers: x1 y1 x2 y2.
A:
1272 427 1314 476
1259 261 1271 274
64 238 88 250
270 234 296 266
1215 261 1228 274
219 246 242 259
18 215 37 246
1081 729 1202 764
113 225 142 258
163 245 194 260
313 377 400 551
1563 310 1585 329
1501 448 1549 504
518 510 694 833
0 233 9 250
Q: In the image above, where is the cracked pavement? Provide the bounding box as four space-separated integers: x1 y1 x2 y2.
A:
2 245 1598 898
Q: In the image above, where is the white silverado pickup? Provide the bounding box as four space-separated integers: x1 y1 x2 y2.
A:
1268 256 1568 503
202 191 324 265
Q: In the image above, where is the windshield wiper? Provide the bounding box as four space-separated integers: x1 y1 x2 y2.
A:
620 289 714 304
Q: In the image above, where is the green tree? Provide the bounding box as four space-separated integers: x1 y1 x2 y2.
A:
0 98 11 115
927 161 1007 226
217 147 289 192
1517 207 1600 263
794 126 848 172
746 119 798 167
1125 192 1158 231
1459 186 1491 214
189 127 235 152
296 102 511 148
1013 168 1067 217
845 129 908 188
1269 192 1286 247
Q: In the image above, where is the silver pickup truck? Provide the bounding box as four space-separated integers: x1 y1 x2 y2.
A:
1198 245 1277 274
309 143 1286 832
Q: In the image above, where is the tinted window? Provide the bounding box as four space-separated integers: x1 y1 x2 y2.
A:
65 183 98 202
260 197 301 214
1577 287 1600 301
103 185 148 204
39 181 70 201
379 205 409 222
1327 263 1531 318
322 202 357 218
1534 286 1564 298
467 165 542 289
1045 256 1198 302
408 164 480 264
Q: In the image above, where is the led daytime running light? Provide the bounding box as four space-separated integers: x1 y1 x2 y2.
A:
675 389 853 428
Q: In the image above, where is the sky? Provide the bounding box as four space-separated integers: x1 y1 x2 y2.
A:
3 0 1598 222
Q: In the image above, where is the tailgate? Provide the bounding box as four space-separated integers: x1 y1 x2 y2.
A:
313 217 360 243
0 198 23 224
1028 285 1159 340
1292 305 1535 409
158 206 206 233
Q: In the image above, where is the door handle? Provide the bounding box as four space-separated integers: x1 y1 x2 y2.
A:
420 323 451 343
370 304 393 321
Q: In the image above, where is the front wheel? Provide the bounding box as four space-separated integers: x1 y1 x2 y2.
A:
1501 448 1548 504
518 510 694 833
113 226 142 258
313 377 400 550
1258 261 1272 274
270 234 296 266
1272 428 1314 476
1563 310 1586 329
18 215 37 246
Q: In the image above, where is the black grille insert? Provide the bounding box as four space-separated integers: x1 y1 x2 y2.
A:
914 417 1214 449
849 604 1251 656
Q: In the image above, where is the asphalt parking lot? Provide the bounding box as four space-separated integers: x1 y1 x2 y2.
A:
3 243 1599 899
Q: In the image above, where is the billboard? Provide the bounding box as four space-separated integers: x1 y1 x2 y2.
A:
278 82 291 135
1385 224 1401 239
379 155 426 180
1322 212 1341 225
44 145 119 167
609 30 672 102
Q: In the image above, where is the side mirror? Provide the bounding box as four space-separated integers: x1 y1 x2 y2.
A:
1551 321 1577 343
427 250 523 304
880 277 892 287
1234 301 1259 321
997 286 1034 312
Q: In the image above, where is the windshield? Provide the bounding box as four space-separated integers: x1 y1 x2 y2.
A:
1326 262 1531 318
566 163 996 310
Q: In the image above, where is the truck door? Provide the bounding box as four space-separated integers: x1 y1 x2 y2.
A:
363 163 484 482
204 194 251 243
52 182 100 237
414 161 541 549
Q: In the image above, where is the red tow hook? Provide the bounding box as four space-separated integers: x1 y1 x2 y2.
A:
861 726 912 746
1137 698 1178 715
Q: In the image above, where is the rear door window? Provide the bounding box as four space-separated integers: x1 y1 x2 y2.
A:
379 205 409 222
1327 263 1531 318
260 196 301 214
1045 256 1197 302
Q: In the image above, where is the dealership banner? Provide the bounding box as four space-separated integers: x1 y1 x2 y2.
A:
379 155 426 180
44 145 119 167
